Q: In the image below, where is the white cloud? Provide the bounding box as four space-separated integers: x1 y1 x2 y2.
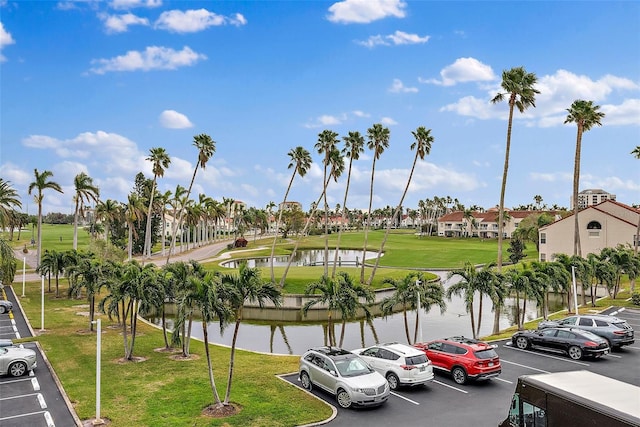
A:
352 110 370 118
328 0 406 24
159 110 193 129
100 12 149 33
529 172 572 183
357 30 429 48
601 99 640 126
440 96 496 120
109 0 162 10
380 116 397 125
0 22 15 62
155 9 246 33
422 57 495 86
88 45 206 74
388 78 418 93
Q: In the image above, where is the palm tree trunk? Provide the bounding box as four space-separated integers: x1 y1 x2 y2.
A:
332 162 354 278
339 320 346 348
403 308 411 344
224 319 242 405
361 158 378 284
162 306 170 349
469 303 477 340
167 165 200 263
202 321 223 406
476 294 483 337
572 126 583 257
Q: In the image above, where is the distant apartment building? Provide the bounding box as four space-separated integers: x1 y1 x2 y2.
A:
570 189 616 210
538 200 639 262
437 209 549 238
278 201 303 211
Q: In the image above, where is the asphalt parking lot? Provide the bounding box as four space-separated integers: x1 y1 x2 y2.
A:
283 307 640 427
0 287 80 427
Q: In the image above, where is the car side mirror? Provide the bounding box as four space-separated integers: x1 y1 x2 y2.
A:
330 370 338 377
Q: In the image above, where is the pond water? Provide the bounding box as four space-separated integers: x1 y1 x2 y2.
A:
220 249 379 268
145 273 566 355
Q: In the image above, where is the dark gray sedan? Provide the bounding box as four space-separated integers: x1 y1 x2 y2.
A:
539 314 634 349
512 327 610 360
0 299 12 314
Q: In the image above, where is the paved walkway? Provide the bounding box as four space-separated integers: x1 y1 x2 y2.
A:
11 239 240 284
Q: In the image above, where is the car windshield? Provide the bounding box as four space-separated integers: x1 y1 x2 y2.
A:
474 349 498 359
334 356 373 377
612 321 630 329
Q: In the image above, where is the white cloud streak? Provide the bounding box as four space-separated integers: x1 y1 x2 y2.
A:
88 45 206 74
327 0 406 24
155 9 246 33
159 110 193 129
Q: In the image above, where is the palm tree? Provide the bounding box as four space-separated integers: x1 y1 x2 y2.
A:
143 147 171 259
123 193 145 261
72 172 100 250
380 274 417 344
192 271 231 409
565 100 605 257
167 134 215 262
368 127 433 285
217 261 282 405
361 123 390 283
633 147 640 256
38 249 65 296
315 130 340 277
447 262 482 339
302 275 342 346
67 255 113 332
331 131 365 278
95 199 121 245
0 237 17 288
0 178 22 230
28 169 64 269
332 272 375 347
490 67 539 335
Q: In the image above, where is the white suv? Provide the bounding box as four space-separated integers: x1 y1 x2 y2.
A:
351 342 434 390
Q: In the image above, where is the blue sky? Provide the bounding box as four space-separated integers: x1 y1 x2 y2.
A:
1 0 638 216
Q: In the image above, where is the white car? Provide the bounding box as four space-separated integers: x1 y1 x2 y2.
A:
352 342 434 390
0 345 37 377
299 347 390 409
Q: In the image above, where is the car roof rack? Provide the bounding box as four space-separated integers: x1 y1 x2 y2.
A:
445 336 483 345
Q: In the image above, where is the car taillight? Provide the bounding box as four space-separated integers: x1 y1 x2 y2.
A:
400 365 416 370
613 330 626 335
584 341 598 347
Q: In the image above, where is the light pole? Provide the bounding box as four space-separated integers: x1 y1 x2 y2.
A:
21 257 26 297
91 319 104 426
40 275 45 332
571 266 579 314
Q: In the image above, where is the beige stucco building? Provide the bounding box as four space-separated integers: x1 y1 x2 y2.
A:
538 200 639 261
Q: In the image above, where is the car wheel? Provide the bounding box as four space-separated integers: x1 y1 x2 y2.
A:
0 306 6 314
568 346 583 360
9 361 27 377
300 371 312 391
515 336 530 350
452 367 467 385
336 388 352 409
386 373 400 391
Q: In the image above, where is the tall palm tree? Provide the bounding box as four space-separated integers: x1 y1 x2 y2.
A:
67 255 113 332
270 147 312 282
330 272 375 347
95 199 121 245
279 149 343 288
490 66 539 335
332 131 365 278
302 274 342 346
447 262 482 339
369 127 433 285
167 134 215 262
28 169 64 269
143 147 171 259
315 130 340 277
72 172 100 250
0 178 22 230
565 100 605 257
633 147 640 256
123 193 145 261
0 237 17 287
192 271 231 410
217 261 282 405
361 123 390 283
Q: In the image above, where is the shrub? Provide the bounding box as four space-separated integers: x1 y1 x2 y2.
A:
631 292 640 306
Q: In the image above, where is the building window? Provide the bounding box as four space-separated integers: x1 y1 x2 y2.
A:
540 233 546 244
587 221 601 229
540 253 546 261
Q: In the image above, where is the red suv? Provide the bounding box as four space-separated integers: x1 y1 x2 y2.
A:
414 336 501 385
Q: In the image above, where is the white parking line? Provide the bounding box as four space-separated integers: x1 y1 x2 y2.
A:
502 346 591 366
390 391 420 405
494 377 513 384
0 377 34 386
432 380 468 393
499 359 550 374
44 411 56 427
32 377 41 391
0 410 49 422
605 353 622 359
37 393 47 409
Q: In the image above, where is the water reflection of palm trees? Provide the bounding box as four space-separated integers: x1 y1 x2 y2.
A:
270 324 292 354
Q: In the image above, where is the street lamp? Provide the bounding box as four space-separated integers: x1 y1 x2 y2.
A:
91 319 104 426
40 276 45 332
